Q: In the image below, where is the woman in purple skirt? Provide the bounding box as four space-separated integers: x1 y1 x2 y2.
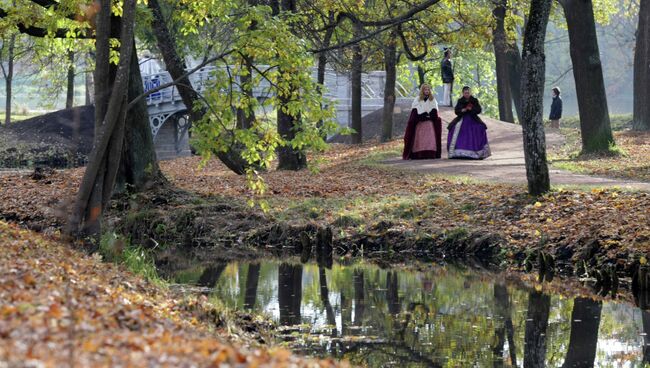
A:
447 86 491 159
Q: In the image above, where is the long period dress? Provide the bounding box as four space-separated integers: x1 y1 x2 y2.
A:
447 96 491 159
402 96 442 160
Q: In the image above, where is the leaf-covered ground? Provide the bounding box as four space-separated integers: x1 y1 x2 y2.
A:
158 143 650 266
1 141 649 281
549 125 650 182
0 220 344 367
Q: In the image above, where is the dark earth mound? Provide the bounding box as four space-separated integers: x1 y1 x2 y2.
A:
0 105 94 168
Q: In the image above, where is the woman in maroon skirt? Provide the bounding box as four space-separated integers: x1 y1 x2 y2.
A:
447 86 491 159
402 84 442 160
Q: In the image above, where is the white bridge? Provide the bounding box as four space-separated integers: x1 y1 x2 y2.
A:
140 61 414 159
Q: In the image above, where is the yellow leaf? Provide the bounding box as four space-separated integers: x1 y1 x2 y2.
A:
641 256 647 265
534 202 542 208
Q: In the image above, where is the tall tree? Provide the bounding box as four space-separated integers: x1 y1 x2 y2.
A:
68 0 147 236
520 0 552 195
276 0 307 169
118 43 159 192
1 33 16 124
0 31 33 124
634 0 650 131
381 28 398 142
492 0 514 123
507 42 523 122
65 50 74 109
4 0 159 236
559 0 615 152
350 20 364 144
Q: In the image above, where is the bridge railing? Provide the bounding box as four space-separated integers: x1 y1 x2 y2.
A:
141 65 413 107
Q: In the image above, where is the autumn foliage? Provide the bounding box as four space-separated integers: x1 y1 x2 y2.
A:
0 220 345 367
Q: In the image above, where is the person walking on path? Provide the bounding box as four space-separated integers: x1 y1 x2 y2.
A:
549 87 563 129
403 83 442 160
447 86 491 159
441 48 454 107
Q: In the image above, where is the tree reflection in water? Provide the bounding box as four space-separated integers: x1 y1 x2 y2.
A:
186 261 649 367
243 263 260 309
278 263 302 326
561 297 601 368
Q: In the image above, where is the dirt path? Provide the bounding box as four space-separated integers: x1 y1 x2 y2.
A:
384 107 650 191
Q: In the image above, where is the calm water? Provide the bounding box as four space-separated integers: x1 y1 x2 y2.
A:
172 261 650 367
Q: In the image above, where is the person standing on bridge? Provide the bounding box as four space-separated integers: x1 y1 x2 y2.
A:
447 86 491 159
403 83 442 160
441 48 454 107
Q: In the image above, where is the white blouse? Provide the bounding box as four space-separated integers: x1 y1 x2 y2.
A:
411 95 439 114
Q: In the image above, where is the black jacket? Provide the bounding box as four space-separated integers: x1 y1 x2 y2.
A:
449 96 486 128
549 96 562 120
441 58 454 83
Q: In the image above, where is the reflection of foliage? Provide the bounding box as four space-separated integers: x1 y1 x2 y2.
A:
193 260 647 367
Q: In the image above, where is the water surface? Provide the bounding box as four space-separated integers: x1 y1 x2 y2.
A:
173 261 650 367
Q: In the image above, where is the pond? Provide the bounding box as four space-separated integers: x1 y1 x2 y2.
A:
172 261 650 367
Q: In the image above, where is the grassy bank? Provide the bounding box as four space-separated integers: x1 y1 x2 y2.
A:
548 114 650 182
1 142 649 301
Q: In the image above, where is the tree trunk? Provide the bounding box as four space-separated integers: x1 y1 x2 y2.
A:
315 12 334 137
236 58 255 129
236 0 259 130
147 0 201 124
117 42 160 192
561 0 615 152
520 0 552 195
85 53 94 105
507 42 523 122
381 30 397 142
523 290 551 368
634 0 650 131
493 0 514 123
561 298 601 368
66 50 75 109
276 0 306 170
4 33 15 125
350 21 363 144
276 102 306 169
67 0 137 237
148 0 252 174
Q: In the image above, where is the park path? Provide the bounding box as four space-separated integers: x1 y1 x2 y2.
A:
383 107 650 191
